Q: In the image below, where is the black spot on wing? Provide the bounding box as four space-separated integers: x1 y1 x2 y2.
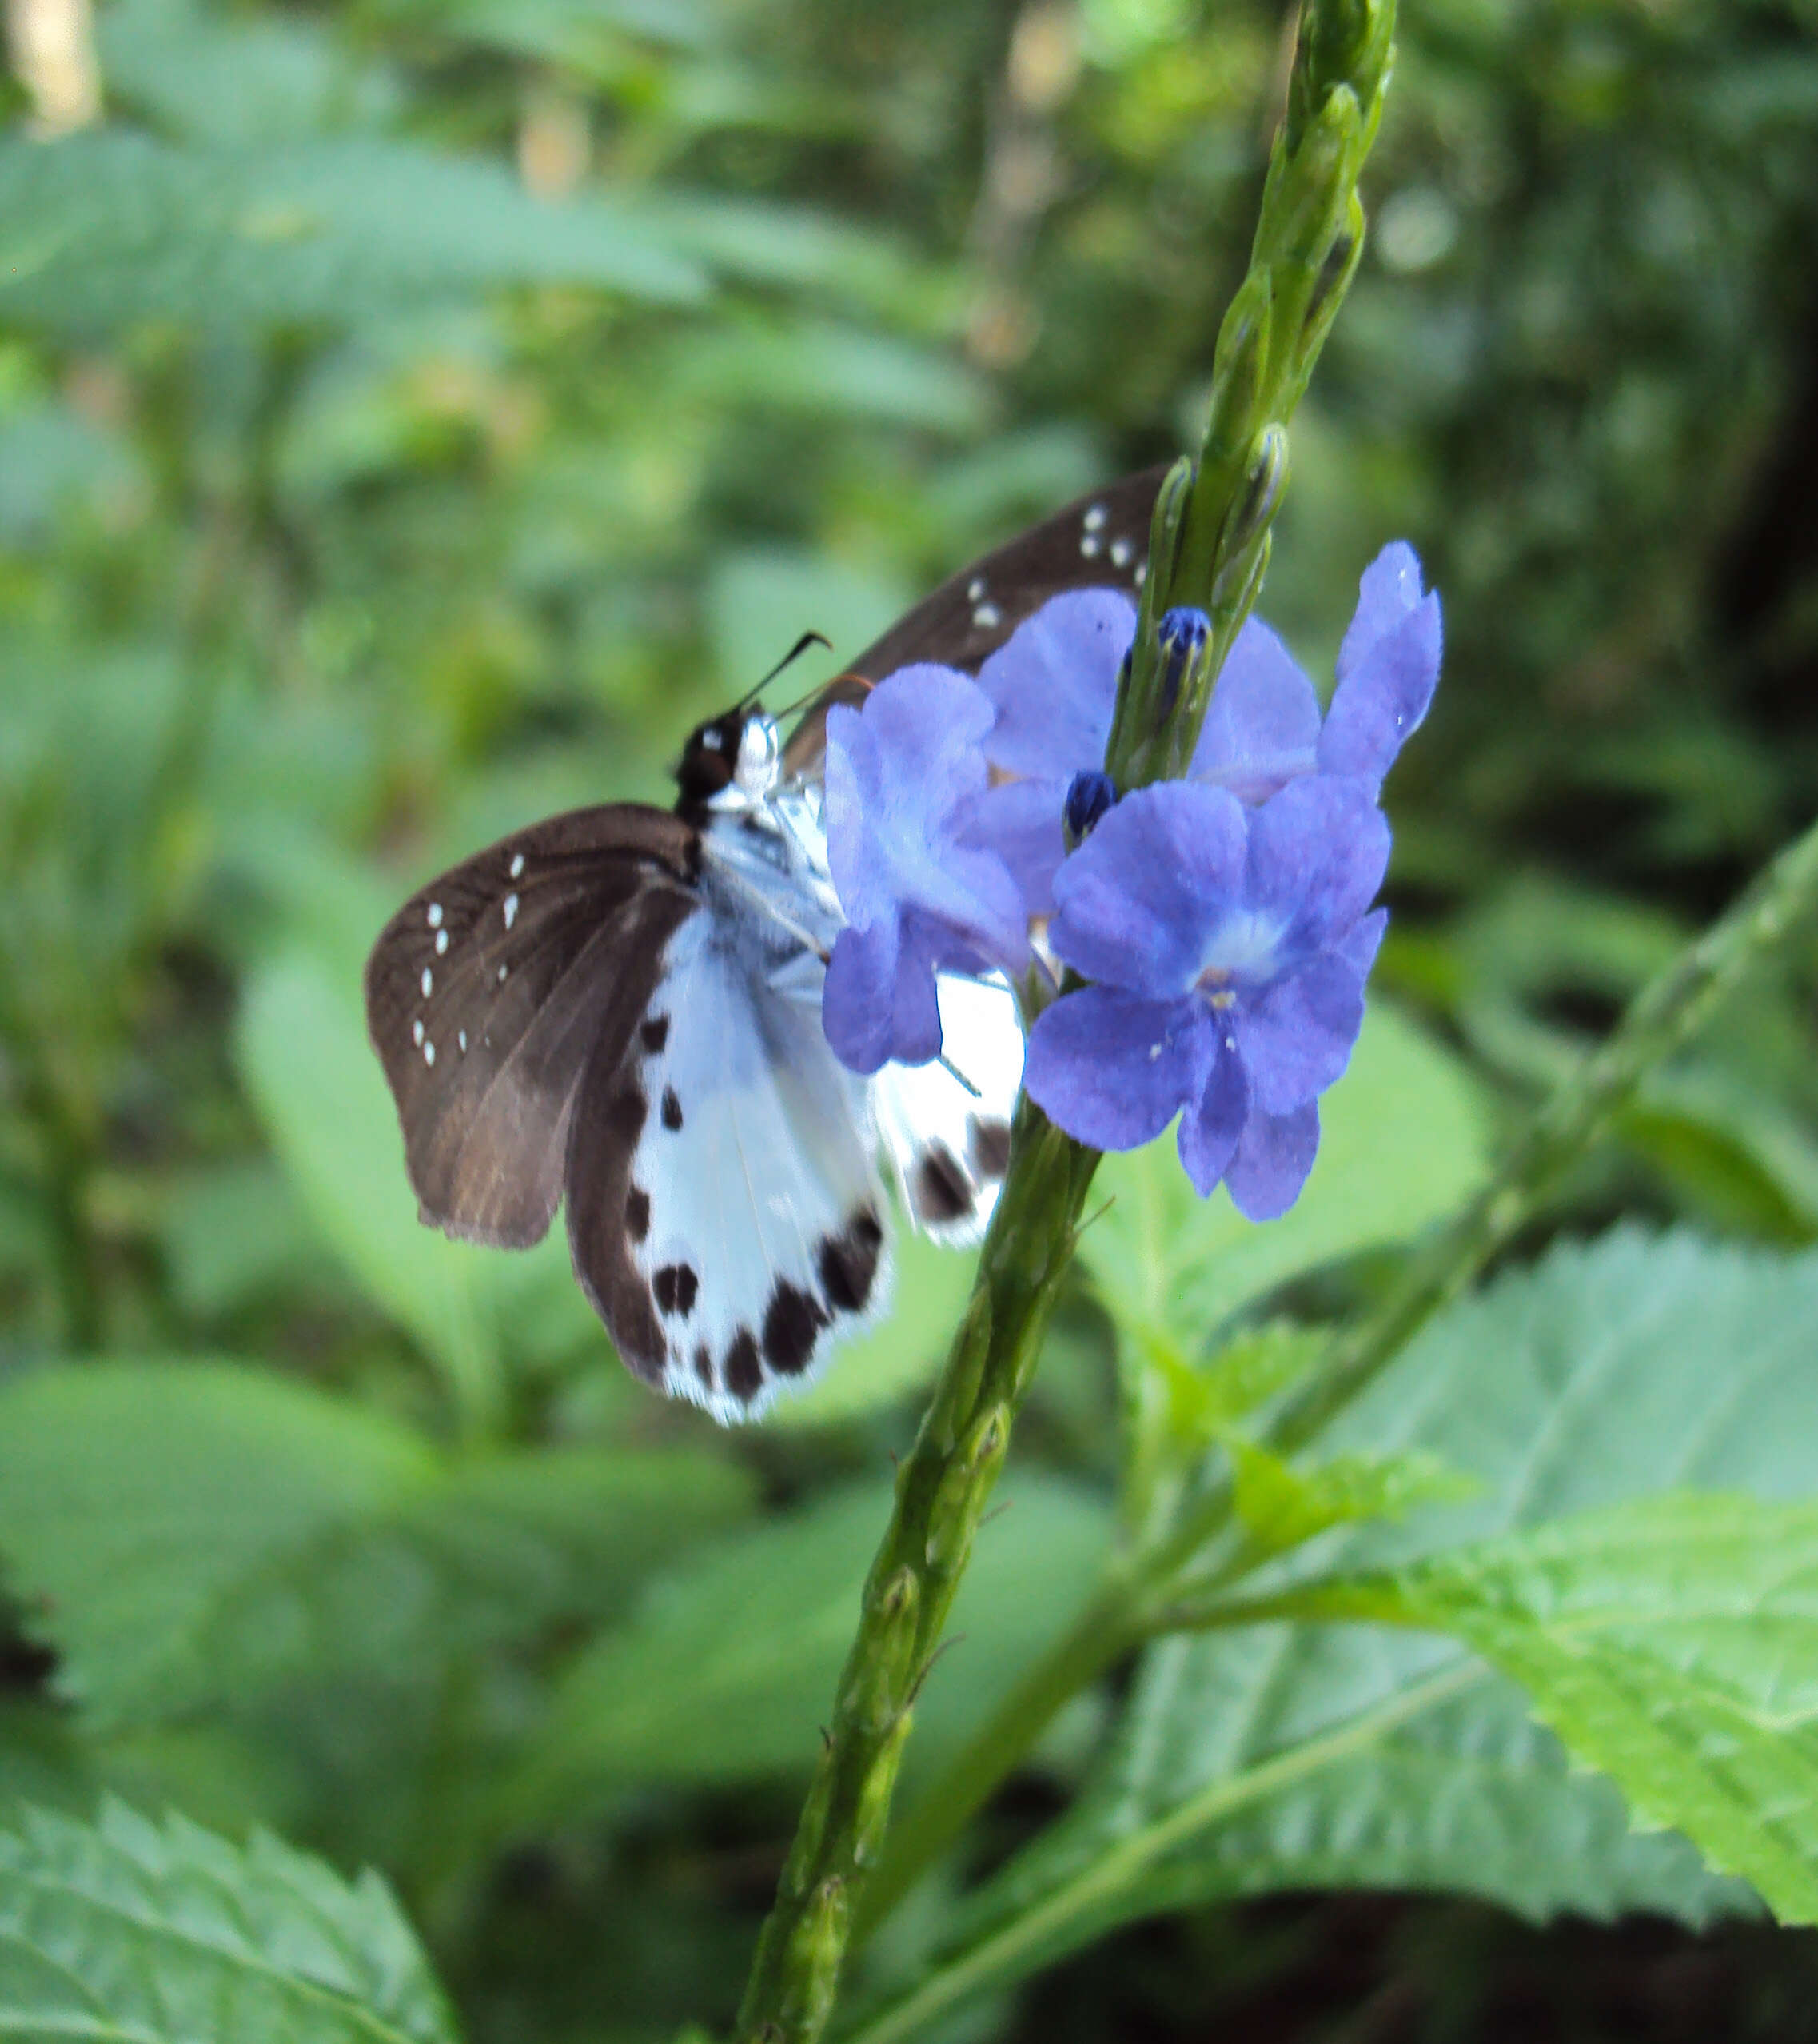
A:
693 1343 713 1387
640 1016 670 1054
724 1331 763 1403
604 1084 647 1148
968 1114 1012 1180
763 1282 828 1376
914 1143 975 1227
654 1263 698 1318
625 1185 650 1242
661 1087 684 1131
817 1208 883 1315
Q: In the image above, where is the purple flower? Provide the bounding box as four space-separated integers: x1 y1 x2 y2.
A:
969 547 1441 911
822 665 1027 1074
969 589 1134 917
1023 776 1389 1219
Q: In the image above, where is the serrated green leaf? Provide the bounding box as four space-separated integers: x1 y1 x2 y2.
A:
1224 1438 1474 1556
0 133 704 338
0 1363 429 1727
501 1474 1110 1826
1081 1002 1488 1351
1167 1322 1324 1431
1283 1495 1818 1924
0 1798 456 2044
0 1361 754 1727
876 1232 1816 2030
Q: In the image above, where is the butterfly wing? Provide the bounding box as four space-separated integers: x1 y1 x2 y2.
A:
874 972 1024 1244
782 465 1166 777
565 896 890 1422
365 805 700 1248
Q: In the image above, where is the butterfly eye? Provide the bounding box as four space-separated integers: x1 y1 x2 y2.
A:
676 717 740 804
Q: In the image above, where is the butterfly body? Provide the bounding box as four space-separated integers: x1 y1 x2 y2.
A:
367 466 1163 1420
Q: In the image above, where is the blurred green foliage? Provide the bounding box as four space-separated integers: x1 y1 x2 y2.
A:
4 0 1818 2039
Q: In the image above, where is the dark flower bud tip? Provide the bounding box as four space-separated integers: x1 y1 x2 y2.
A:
1156 605 1212 717
1063 769 1118 848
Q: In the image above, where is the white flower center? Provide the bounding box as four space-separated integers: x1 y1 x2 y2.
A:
1193 908 1286 1001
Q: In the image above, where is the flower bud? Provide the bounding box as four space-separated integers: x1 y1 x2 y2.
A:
1063 770 1117 848
1156 605 1212 721
1218 425 1288 566
1204 268 1274 467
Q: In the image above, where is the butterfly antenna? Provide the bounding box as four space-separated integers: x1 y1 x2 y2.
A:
736 629 831 713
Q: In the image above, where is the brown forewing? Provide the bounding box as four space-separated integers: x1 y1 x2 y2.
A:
781 465 1166 778
364 804 700 1250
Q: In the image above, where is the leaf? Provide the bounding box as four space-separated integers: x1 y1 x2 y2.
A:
0 1706 88 1821
99 0 393 148
1223 1439 1475 1557
704 547 907 701
501 1474 1111 1827
161 1159 344 1321
0 1361 753 1727
1169 1323 1326 1431
1080 1002 1489 1351
0 1798 456 2044
886 1232 1817 2023
1285 1495 1818 1925
0 132 704 338
0 1363 426 1727
637 193 943 325
672 316 989 432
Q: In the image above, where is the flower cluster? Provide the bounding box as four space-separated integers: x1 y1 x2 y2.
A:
820 546 1441 1217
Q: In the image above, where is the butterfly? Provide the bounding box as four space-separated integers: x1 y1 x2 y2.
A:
365 465 1164 1421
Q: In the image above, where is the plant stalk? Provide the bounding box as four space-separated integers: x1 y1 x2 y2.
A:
736 6 1401 2030
735 1104 1101 2042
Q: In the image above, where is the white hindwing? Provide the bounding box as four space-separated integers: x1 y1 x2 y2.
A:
612 772 1026 1424
622 811 891 1422
874 973 1023 1244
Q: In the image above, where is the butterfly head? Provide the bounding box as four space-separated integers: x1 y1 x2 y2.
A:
674 708 782 812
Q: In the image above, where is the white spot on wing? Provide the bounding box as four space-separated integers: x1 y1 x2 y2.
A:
1080 533 1102 559
972 601 1002 629
967 576 987 602
458 1028 468 1054
497 964 508 981
509 852 525 879
1083 503 1107 532
421 967 433 998
1110 537 1134 568
413 1019 424 1047
423 1039 436 1066
503 892 519 930
435 928 449 955
1134 561 1147 587
426 903 443 928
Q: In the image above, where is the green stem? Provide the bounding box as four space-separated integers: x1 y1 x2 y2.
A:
853 1572 1142 1941
851 800 1818 1923
735 1103 1101 2042
736 9 1401 2030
